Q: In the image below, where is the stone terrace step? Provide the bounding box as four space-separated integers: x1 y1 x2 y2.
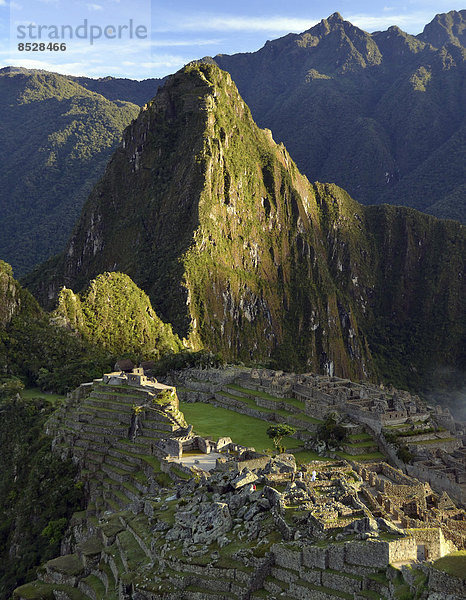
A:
108 447 150 467
104 454 137 472
116 529 149 572
72 422 127 437
139 421 178 434
182 591 240 600
104 488 133 510
119 517 152 559
91 388 153 405
288 579 353 600
78 574 106 600
103 496 122 513
113 439 148 452
101 463 134 483
13 582 91 600
186 574 244 597
79 407 133 425
94 561 117 597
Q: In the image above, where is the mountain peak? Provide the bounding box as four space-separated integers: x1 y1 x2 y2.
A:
418 9 466 48
327 12 344 23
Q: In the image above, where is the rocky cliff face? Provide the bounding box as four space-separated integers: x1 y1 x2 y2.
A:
26 64 466 389
418 9 466 47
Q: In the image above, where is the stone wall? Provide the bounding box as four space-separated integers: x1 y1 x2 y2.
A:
407 438 461 453
428 566 466 598
407 463 466 506
345 540 390 568
387 537 417 563
407 528 457 561
344 405 383 433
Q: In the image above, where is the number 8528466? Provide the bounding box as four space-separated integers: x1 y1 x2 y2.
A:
18 42 67 51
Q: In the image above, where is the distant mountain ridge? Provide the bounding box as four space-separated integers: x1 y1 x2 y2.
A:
211 10 466 223
0 67 162 277
25 63 466 391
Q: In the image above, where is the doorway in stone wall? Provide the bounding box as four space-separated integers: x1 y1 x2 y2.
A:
417 544 426 561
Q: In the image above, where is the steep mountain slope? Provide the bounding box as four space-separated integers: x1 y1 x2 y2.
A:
0 260 111 392
54 272 182 356
0 68 148 277
211 11 466 223
0 261 182 392
26 64 466 390
0 392 81 600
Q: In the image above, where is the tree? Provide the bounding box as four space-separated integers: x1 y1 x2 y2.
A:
317 414 348 446
267 424 296 453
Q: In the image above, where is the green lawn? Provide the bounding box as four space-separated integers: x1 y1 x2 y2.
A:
432 551 466 579
22 387 65 406
179 401 304 452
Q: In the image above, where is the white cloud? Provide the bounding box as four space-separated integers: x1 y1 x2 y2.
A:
0 0 7 6
150 38 222 47
3 57 89 74
347 12 435 32
155 15 317 34
87 3 103 11
141 54 188 69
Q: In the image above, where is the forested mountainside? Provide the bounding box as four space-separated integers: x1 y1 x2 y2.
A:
25 64 465 392
70 73 163 106
0 68 161 277
0 391 82 599
211 10 466 223
0 261 180 393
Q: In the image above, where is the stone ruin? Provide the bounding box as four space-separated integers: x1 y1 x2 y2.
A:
13 366 466 600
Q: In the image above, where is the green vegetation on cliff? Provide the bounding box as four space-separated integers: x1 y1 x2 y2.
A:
1 262 183 393
54 272 183 356
0 260 112 392
0 68 141 276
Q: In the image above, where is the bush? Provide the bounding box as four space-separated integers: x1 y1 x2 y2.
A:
317 414 348 445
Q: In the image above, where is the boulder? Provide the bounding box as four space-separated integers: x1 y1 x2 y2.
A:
231 468 258 489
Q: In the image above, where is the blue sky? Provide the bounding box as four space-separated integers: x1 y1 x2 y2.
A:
0 0 464 80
